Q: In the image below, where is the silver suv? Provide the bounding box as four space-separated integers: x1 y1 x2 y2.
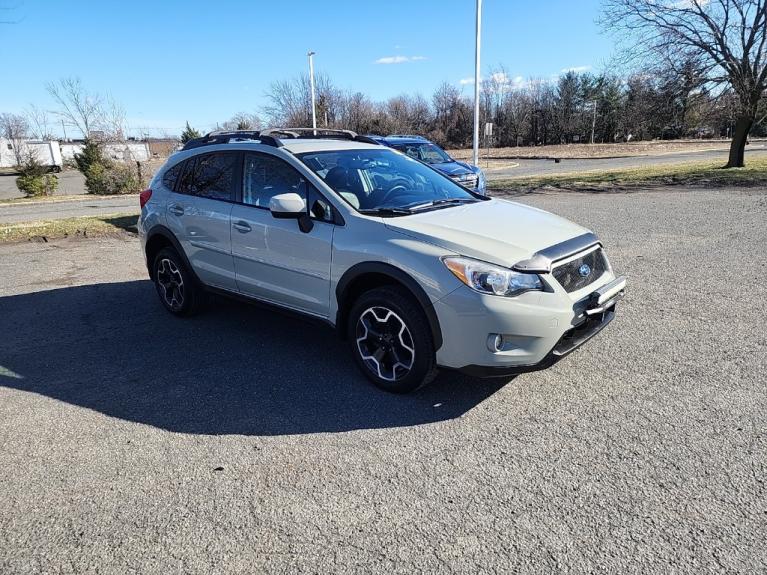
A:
138 128 625 393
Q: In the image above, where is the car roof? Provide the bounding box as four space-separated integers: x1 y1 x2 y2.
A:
375 135 437 146
279 139 384 154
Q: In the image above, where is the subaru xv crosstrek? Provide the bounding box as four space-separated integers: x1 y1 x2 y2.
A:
368 134 487 194
138 128 625 393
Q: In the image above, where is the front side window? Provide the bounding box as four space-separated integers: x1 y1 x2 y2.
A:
242 153 304 208
243 153 334 222
297 148 479 215
178 152 237 201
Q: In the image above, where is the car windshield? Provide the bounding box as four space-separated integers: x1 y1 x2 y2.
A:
391 143 452 164
297 148 480 216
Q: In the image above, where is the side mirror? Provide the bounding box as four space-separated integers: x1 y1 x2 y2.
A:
269 193 306 219
269 192 314 233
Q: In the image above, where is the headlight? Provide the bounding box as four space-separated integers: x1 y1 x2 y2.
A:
477 170 487 193
443 256 543 296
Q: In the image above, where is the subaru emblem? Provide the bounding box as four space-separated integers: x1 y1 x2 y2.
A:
578 264 591 277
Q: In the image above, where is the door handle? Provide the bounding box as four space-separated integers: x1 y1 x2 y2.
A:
168 204 184 216
233 220 252 233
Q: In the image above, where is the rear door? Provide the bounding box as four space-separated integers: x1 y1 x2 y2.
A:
230 152 336 317
165 151 239 291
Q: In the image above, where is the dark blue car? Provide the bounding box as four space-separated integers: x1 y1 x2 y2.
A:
368 135 487 195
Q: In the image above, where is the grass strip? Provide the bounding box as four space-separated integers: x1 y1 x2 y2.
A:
488 157 767 192
0 213 139 243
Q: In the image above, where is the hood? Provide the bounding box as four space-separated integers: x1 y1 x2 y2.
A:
431 160 477 176
384 198 589 268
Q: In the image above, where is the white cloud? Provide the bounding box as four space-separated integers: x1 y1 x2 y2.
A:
461 74 525 90
672 0 709 7
375 55 427 64
490 72 509 84
561 65 592 73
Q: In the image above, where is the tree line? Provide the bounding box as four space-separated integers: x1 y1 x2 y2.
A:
254 66 756 150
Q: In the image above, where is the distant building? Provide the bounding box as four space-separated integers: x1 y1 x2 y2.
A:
59 141 151 163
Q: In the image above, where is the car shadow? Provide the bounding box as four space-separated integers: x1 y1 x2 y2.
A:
0 281 510 436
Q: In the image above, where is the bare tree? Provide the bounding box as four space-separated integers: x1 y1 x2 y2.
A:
602 0 767 167
264 73 341 127
220 112 262 131
46 76 104 139
0 113 29 165
25 104 54 140
102 96 127 141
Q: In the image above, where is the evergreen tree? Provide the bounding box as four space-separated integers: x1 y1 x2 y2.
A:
180 122 202 143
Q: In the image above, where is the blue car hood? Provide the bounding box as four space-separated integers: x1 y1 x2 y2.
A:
431 161 477 176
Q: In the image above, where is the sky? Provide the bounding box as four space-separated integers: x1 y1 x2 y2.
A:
0 0 615 137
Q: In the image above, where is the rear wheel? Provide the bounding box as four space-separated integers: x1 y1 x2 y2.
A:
348 286 438 393
152 247 203 316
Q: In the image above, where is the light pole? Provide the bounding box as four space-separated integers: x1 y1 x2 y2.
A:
308 51 317 134
591 100 597 145
472 0 482 167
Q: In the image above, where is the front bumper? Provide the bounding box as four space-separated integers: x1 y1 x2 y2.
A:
434 275 626 377
457 307 616 378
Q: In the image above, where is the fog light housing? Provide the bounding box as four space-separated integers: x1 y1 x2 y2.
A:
488 333 504 352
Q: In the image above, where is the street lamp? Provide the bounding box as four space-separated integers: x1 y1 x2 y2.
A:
472 0 482 167
308 51 317 134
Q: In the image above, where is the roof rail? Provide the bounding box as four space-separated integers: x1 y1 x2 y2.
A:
181 130 282 151
261 127 357 139
180 128 382 151
261 127 381 145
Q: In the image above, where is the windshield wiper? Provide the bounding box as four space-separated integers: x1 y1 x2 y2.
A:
358 206 414 216
408 198 478 211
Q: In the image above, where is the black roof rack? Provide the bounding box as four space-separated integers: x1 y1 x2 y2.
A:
180 127 381 151
181 130 283 151
260 127 381 145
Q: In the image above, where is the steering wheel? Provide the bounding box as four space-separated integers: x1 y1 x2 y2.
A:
374 184 410 206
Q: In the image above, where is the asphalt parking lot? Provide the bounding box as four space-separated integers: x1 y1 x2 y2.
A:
1 187 765 573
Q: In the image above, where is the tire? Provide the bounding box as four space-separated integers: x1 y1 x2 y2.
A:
347 285 438 393
152 247 203 316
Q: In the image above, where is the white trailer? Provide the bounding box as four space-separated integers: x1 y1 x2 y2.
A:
0 139 63 170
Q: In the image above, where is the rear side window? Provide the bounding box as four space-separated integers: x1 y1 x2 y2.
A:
162 161 183 191
178 152 238 201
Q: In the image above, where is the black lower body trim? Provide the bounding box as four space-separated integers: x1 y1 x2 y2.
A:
454 308 616 379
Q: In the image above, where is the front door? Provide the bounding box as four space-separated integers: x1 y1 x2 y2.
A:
230 152 335 317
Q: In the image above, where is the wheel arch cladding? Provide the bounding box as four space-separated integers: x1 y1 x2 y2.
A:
335 262 443 350
144 226 199 284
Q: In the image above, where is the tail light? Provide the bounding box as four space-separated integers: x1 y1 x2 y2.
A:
139 188 152 209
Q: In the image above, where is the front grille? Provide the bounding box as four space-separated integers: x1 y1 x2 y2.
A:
450 174 478 189
552 248 608 293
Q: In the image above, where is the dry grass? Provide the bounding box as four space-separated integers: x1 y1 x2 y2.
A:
0 213 138 243
450 139 764 160
488 156 767 192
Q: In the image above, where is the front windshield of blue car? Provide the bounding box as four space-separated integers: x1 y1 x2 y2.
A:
391 142 452 164
297 148 480 216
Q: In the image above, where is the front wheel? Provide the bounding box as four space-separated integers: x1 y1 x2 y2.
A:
348 286 438 393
